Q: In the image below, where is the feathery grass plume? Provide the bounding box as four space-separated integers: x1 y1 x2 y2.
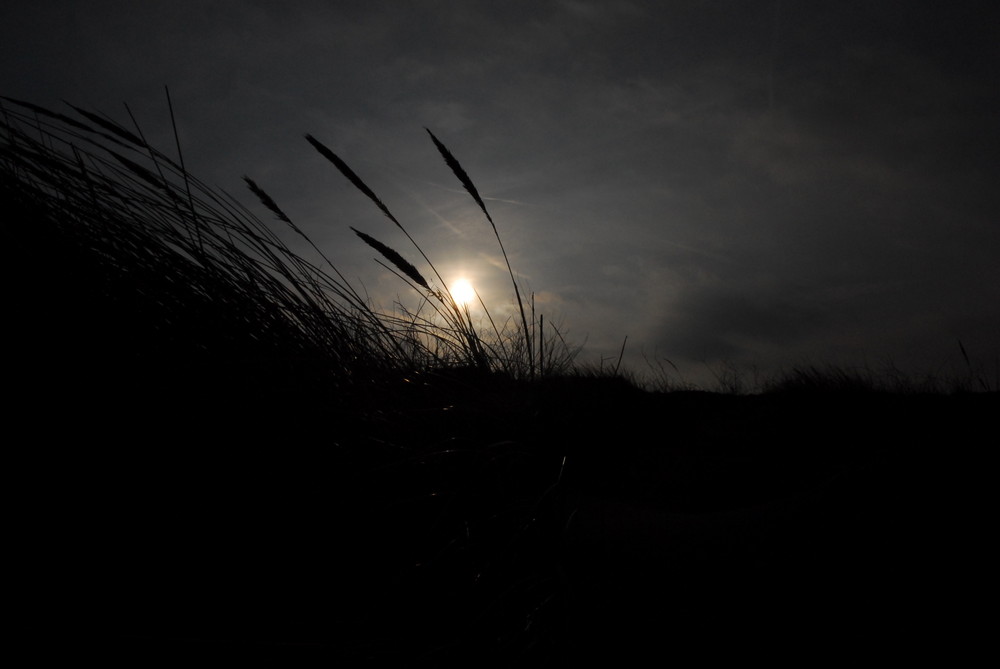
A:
243 175 291 223
305 133 403 229
425 128 492 225
351 226 429 290
240 173 380 319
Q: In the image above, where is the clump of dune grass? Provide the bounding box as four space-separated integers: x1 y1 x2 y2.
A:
2 92 580 662
0 94 574 394
762 356 998 396
0 97 411 423
301 129 558 379
763 364 885 395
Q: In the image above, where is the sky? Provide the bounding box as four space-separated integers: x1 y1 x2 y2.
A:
3 0 998 388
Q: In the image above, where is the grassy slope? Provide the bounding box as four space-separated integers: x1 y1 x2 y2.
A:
5 103 994 665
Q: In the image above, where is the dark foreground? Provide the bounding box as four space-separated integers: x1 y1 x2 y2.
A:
13 373 995 665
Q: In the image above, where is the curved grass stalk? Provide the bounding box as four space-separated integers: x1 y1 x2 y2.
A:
424 129 534 378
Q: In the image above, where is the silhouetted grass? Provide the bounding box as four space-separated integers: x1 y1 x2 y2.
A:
1 94 577 663
4 95 994 665
1 95 570 392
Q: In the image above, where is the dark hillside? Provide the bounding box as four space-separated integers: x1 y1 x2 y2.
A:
5 99 994 664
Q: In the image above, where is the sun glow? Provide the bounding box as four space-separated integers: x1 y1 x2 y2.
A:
450 278 475 306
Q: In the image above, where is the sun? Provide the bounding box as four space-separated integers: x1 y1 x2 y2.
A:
450 278 475 306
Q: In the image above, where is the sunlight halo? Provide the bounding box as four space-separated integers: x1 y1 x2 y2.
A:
450 278 475 306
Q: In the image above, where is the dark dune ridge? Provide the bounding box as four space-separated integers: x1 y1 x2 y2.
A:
6 97 992 664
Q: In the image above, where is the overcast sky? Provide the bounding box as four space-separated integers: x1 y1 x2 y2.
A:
3 1 998 387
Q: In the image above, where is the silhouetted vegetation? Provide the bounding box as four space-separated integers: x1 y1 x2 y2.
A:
5 96 993 664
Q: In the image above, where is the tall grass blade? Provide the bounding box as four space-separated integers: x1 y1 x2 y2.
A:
163 86 202 250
